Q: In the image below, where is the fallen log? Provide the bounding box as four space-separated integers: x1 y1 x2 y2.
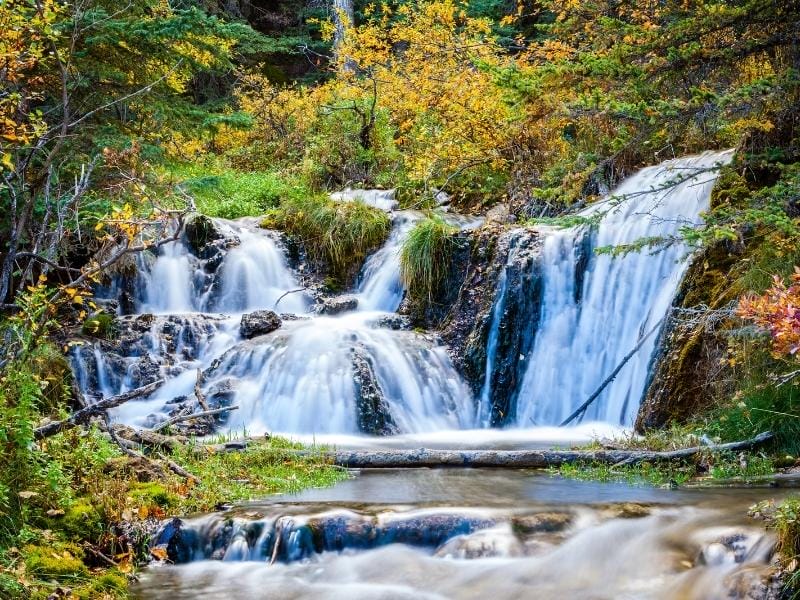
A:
114 425 187 450
305 431 774 469
35 379 164 440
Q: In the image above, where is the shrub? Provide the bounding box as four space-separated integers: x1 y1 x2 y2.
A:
400 215 459 301
263 195 390 283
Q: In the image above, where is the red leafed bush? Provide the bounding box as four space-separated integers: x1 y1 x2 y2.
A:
738 267 800 357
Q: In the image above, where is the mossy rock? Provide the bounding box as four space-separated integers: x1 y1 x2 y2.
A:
130 482 179 509
23 541 88 579
56 500 105 541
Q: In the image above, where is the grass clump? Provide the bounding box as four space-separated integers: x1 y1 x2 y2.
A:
400 214 459 301
263 195 390 283
751 496 800 595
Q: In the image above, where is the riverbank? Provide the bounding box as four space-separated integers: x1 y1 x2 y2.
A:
0 434 346 599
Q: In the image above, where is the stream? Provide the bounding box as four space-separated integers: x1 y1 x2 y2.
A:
133 468 788 599
67 151 786 598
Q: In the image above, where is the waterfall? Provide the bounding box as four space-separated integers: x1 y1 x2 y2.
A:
216 313 474 435
509 150 733 426
75 213 475 435
357 211 420 312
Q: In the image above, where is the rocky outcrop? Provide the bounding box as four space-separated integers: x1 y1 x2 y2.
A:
352 345 397 435
239 310 281 339
70 314 228 406
438 226 542 426
636 240 743 431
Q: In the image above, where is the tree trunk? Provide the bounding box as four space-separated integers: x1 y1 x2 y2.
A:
332 0 354 54
290 431 774 469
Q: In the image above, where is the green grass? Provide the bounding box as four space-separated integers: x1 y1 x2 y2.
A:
166 162 312 219
399 214 459 301
553 450 774 487
171 436 348 514
751 496 800 596
263 194 391 282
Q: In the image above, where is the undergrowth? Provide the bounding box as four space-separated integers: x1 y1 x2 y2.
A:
167 162 311 219
262 194 390 283
0 340 346 599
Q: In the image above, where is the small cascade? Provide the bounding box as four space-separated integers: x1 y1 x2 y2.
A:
137 219 308 315
496 150 734 426
74 212 476 436
208 223 308 314
357 211 420 312
213 313 475 435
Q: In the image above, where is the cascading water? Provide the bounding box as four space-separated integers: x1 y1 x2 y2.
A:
356 211 420 312
504 150 734 426
74 211 476 435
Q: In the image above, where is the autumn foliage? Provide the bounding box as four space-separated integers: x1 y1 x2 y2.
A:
738 268 800 358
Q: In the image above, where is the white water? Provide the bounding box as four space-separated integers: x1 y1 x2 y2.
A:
213 312 475 434
78 213 476 434
356 211 420 312
513 150 733 426
139 220 308 315
77 152 731 436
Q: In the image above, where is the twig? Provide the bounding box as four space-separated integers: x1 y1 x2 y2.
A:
273 288 305 309
560 317 666 426
148 406 238 433
157 453 200 483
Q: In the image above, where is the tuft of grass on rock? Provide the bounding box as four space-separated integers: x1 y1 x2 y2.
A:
399 214 459 301
262 195 390 284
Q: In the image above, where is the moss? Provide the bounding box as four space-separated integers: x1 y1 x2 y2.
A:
57 500 105 541
23 541 88 580
73 570 129 599
130 482 179 510
81 312 115 338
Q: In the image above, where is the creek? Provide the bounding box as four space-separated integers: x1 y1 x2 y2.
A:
69 151 784 598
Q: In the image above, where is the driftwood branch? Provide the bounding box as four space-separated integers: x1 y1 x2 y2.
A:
148 406 238 433
34 379 164 439
301 432 774 469
560 316 666 426
194 369 209 411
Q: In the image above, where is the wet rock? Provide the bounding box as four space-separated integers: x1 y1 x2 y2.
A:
368 314 411 330
512 512 573 534
185 214 224 255
317 295 359 315
439 227 542 426
205 378 237 409
352 345 398 435
239 310 281 339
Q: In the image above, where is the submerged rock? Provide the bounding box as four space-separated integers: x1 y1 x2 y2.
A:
239 310 281 339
